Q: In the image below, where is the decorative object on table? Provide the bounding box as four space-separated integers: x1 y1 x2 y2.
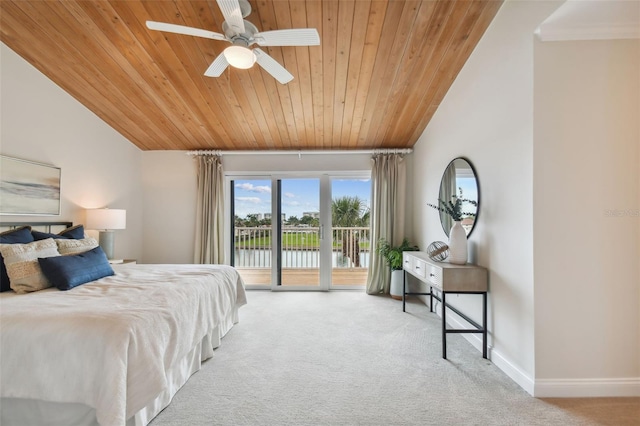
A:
85 208 126 261
428 187 476 265
427 241 449 262
0 155 61 216
447 221 467 264
376 238 419 300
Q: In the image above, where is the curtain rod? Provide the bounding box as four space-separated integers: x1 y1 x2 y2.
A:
186 149 412 156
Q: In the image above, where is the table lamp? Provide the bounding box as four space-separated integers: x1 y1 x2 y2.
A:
85 208 126 261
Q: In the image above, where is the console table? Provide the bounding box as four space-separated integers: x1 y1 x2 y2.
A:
402 251 488 359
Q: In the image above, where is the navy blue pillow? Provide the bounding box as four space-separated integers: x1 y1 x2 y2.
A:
0 227 35 292
38 246 114 291
32 224 85 241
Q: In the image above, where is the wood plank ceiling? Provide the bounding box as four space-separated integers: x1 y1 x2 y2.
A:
0 0 502 151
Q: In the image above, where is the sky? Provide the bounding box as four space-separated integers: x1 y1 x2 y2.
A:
457 177 479 205
234 178 371 220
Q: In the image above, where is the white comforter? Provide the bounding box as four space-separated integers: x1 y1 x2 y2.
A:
0 264 247 426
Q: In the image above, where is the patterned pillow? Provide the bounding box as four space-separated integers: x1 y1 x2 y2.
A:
0 226 35 292
56 237 99 255
0 238 60 294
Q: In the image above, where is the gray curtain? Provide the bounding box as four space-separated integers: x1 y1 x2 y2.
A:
194 155 225 264
365 154 406 295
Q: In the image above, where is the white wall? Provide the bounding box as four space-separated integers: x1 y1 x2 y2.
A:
0 43 144 261
411 0 563 393
533 38 639 395
140 152 198 264
223 152 373 173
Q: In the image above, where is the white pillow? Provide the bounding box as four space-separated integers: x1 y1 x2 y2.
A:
56 237 99 255
0 238 60 294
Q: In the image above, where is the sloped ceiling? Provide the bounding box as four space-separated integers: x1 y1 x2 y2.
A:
0 0 503 151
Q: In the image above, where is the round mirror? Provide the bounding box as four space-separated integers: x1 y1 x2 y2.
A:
438 157 480 237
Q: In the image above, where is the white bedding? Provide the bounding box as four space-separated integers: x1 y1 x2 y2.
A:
0 264 247 426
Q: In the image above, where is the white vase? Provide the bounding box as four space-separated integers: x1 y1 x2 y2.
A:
448 221 468 265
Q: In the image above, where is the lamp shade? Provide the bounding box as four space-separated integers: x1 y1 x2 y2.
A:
86 208 126 230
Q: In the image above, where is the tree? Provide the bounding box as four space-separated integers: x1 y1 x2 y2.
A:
331 196 369 267
332 196 369 226
259 218 271 227
245 214 260 227
299 215 318 226
287 215 300 225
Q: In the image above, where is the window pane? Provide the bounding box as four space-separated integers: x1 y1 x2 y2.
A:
232 179 272 286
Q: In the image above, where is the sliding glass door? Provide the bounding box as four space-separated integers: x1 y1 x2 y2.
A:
279 178 324 288
230 178 273 287
330 178 371 289
230 174 370 290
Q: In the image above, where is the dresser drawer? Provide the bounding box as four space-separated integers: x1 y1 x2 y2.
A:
425 263 443 288
403 253 414 272
412 258 427 279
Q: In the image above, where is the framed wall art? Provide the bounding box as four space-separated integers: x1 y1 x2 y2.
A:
0 155 61 215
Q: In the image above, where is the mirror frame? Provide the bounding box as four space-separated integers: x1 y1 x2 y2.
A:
438 157 480 238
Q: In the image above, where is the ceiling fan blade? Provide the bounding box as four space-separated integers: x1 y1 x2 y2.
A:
204 53 230 77
216 0 245 35
253 48 294 84
254 29 320 46
146 21 227 41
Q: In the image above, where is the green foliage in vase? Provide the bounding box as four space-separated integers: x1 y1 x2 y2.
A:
427 187 478 222
376 238 419 270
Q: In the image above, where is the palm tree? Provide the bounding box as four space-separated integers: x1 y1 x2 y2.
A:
332 196 369 267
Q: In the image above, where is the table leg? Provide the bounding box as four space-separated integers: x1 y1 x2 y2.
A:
429 286 433 313
482 292 487 359
442 291 447 359
402 271 406 312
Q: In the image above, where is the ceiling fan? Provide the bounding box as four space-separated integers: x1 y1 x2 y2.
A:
146 0 320 84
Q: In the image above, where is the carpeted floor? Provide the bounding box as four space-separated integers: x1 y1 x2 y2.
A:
150 291 639 426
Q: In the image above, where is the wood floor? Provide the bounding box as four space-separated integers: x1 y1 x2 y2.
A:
236 267 367 287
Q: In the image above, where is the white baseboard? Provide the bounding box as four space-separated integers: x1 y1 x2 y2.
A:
534 378 640 398
418 297 639 398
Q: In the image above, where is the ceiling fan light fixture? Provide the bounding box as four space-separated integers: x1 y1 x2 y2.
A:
223 45 256 69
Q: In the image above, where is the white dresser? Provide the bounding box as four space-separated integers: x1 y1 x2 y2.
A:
402 251 488 359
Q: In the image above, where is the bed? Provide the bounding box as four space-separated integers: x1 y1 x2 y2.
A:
0 222 247 426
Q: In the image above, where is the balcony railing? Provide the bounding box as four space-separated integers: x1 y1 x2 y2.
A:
234 226 370 269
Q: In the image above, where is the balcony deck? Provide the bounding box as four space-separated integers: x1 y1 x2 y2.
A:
237 267 368 287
